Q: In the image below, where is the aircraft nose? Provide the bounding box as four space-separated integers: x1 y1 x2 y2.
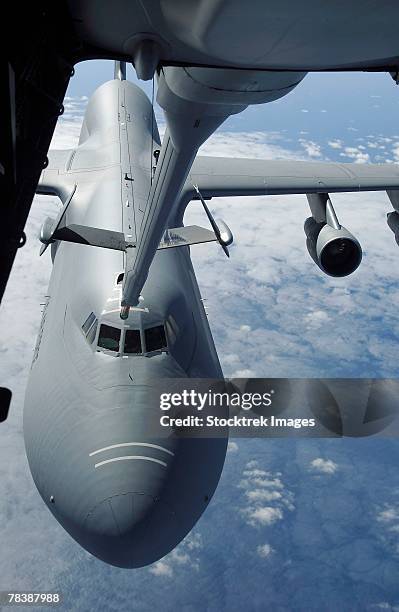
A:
84 492 178 568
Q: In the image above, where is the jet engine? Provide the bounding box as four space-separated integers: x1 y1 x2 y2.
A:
387 211 399 246
304 193 362 277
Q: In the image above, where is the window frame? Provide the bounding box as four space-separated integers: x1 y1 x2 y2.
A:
82 312 96 335
96 322 122 355
93 313 168 358
82 312 98 346
86 318 98 344
143 324 168 355
122 328 143 355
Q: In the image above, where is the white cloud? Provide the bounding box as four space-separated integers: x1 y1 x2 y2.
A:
149 560 173 577
242 468 268 478
185 533 203 551
305 310 330 329
339 146 370 164
187 175 399 378
309 458 338 474
245 489 282 502
377 506 399 523
170 551 191 565
187 175 399 377
227 441 239 453
251 477 284 488
223 353 240 366
239 463 294 528
149 532 203 577
328 140 343 149
198 130 304 161
257 543 275 558
247 506 283 526
299 139 322 158
240 468 284 489
231 368 256 377
2 87 399 606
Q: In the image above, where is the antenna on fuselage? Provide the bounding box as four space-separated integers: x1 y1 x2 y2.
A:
114 61 126 81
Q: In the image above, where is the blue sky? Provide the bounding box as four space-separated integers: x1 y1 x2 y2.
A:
1 60 399 611
69 60 399 159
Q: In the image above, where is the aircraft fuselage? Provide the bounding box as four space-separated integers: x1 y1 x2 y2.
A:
24 80 227 568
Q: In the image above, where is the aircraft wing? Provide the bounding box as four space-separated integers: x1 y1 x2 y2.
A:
183 156 399 203
36 149 73 199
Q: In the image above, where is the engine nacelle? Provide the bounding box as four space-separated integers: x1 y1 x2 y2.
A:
39 217 55 245
215 219 233 247
387 211 399 246
304 217 362 277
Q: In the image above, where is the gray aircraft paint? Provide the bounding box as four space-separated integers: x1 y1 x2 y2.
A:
23 15 399 564
67 0 399 71
24 76 228 568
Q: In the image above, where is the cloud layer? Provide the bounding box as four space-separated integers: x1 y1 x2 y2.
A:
1 90 399 611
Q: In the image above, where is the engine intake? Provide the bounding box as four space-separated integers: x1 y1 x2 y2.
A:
304 218 362 277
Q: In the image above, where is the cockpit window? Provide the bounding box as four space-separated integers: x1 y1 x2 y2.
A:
82 312 96 334
82 312 98 345
124 329 142 354
87 319 98 344
144 325 167 352
97 324 121 352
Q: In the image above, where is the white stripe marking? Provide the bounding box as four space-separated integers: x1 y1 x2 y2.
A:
101 308 122 315
94 456 167 469
89 442 174 457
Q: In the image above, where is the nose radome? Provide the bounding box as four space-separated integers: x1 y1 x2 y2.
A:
83 492 178 568
86 493 152 536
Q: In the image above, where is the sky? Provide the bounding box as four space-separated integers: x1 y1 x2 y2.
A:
1 60 399 611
